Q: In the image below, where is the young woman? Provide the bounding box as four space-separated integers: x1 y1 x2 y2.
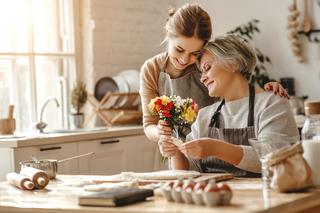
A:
159 34 299 176
139 4 288 144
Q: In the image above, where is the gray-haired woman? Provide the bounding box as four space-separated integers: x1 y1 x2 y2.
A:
140 4 289 148
160 34 299 176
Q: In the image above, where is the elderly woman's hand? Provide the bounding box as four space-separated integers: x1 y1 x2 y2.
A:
179 138 212 160
158 135 179 157
264 82 289 99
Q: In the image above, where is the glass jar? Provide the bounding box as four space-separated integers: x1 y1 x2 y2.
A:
301 101 320 186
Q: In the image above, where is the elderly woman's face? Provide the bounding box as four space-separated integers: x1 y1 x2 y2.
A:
199 51 235 97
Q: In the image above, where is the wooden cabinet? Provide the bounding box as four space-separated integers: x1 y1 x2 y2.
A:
78 135 157 175
13 142 79 175
78 138 127 175
0 133 160 181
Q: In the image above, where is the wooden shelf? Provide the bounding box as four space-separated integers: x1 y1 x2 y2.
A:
84 92 142 127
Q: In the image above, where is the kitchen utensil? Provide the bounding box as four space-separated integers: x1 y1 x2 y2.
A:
20 152 95 179
118 70 140 107
6 172 34 190
0 105 16 135
58 152 95 163
20 167 49 189
303 0 312 33
94 77 118 101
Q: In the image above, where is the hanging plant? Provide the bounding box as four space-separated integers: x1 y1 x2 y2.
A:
228 19 276 87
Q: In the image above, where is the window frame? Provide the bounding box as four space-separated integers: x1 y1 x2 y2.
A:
0 0 82 131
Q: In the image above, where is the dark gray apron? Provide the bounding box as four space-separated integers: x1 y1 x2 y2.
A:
158 53 219 139
200 84 260 177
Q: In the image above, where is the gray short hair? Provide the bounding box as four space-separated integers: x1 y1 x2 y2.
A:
203 34 256 80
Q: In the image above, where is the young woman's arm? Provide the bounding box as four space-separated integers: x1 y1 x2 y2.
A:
139 58 163 142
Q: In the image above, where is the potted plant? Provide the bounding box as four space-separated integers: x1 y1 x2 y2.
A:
71 81 88 128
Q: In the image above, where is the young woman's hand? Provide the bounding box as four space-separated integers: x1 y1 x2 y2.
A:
158 135 179 157
157 120 172 137
264 82 289 99
179 138 212 159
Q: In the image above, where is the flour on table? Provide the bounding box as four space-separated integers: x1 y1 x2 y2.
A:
84 181 139 192
98 170 201 181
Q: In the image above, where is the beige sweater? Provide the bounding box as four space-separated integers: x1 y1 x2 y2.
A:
187 92 300 173
139 52 193 141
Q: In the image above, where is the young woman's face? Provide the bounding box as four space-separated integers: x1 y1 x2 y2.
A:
199 51 235 97
167 36 204 70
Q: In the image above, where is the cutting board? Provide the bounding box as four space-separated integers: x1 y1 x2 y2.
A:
194 173 234 183
92 173 234 186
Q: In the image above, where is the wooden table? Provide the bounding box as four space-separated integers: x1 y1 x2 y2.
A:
0 175 319 213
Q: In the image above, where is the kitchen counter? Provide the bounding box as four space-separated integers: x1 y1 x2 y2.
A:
0 175 319 213
0 125 144 148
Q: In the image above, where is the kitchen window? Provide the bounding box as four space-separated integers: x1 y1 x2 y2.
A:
0 0 79 132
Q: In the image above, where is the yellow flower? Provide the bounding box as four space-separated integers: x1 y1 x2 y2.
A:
182 107 197 123
160 95 171 105
148 98 156 112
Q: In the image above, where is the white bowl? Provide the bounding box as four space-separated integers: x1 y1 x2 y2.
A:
118 70 140 107
118 70 140 92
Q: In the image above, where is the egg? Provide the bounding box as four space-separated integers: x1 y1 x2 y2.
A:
193 181 207 193
204 180 219 192
218 183 233 205
182 179 195 192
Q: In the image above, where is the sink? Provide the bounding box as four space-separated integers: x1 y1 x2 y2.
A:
43 127 108 134
0 135 25 140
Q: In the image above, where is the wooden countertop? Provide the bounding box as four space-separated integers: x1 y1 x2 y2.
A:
0 125 144 148
0 175 319 213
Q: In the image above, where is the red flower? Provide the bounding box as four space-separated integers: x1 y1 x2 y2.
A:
162 111 172 118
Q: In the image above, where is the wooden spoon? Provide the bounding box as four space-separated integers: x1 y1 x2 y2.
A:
303 0 312 33
7 105 14 119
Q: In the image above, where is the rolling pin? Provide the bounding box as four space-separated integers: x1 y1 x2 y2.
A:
20 167 49 189
6 172 34 190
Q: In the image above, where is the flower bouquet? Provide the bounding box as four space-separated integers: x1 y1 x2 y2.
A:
148 95 198 146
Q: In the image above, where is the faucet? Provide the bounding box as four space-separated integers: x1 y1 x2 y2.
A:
35 97 60 133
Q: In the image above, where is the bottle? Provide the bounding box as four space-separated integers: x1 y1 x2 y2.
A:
301 101 320 186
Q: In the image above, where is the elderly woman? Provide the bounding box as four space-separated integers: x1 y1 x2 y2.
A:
159 34 299 177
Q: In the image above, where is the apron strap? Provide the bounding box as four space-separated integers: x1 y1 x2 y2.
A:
247 84 255 127
160 52 170 73
209 99 225 128
209 83 255 128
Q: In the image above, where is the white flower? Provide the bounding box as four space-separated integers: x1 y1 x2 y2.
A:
174 96 184 107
